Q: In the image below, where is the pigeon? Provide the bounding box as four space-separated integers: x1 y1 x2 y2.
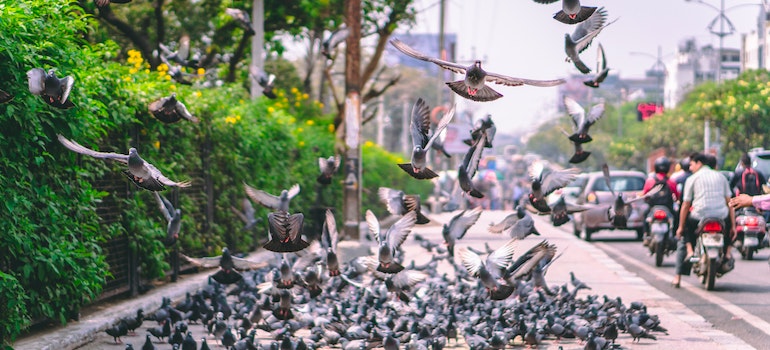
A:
430 125 452 158
602 164 663 228
322 209 341 276
0 89 13 103
154 192 181 247
378 187 430 224
488 206 527 234
559 126 591 163
564 96 604 144
549 195 589 227
505 209 539 240
322 26 350 60
390 38 565 102
57 135 191 191
458 239 518 300
534 0 597 24
230 197 262 231
141 334 157 350
244 183 300 212
147 318 171 341
225 8 256 35
158 35 194 68
27 68 75 109
95 0 131 7
463 115 496 148
565 7 615 74
120 309 144 335
584 43 609 88
317 155 341 185
181 332 196 350
458 133 486 198
397 98 455 180
273 289 294 320
364 260 428 302
105 320 128 343
182 247 268 284
442 207 482 257
149 93 198 123
527 162 579 213
250 66 276 99
366 210 417 273
628 323 657 342
265 210 309 253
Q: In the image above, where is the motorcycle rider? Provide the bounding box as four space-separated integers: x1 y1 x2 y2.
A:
730 153 766 196
672 152 735 288
641 156 679 247
671 157 693 197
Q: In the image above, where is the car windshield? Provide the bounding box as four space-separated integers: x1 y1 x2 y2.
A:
591 176 645 192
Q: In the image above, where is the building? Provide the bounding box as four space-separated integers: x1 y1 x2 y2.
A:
665 38 741 107
742 4 770 70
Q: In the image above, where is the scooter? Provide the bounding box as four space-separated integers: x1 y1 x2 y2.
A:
691 218 733 291
644 205 677 267
733 208 767 260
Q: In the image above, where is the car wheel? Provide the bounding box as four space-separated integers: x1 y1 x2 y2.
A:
583 227 593 242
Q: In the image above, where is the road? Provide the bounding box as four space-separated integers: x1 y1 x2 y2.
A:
559 222 770 349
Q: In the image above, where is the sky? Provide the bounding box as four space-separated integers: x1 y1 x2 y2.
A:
395 0 768 135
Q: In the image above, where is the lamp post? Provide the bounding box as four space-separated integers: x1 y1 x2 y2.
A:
630 45 671 109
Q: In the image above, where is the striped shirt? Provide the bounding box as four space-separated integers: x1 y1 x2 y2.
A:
682 166 731 220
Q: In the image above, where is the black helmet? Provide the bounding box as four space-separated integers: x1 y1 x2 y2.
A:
654 156 671 174
679 157 691 172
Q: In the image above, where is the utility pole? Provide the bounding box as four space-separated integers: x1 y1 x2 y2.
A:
250 0 264 99
343 0 362 239
437 0 446 107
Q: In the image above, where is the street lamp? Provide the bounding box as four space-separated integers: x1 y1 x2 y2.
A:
630 45 672 109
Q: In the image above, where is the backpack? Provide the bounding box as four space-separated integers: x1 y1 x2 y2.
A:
741 167 762 195
646 176 674 209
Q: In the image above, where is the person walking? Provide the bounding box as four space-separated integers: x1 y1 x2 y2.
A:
671 152 735 288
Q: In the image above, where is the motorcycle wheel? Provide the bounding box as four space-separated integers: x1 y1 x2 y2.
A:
655 241 665 267
705 258 717 291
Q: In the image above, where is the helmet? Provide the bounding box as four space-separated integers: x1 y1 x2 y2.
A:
679 157 690 172
654 156 671 174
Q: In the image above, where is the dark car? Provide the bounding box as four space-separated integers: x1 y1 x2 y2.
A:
571 170 649 241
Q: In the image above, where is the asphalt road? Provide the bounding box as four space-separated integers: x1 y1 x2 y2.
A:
564 225 770 349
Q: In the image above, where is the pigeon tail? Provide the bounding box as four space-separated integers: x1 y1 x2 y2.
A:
273 307 293 320
571 59 592 74
397 163 438 180
569 151 591 164
469 188 484 199
446 81 503 102
583 79 600 88
211 269 243 285
568 133 593 144
489 285 515 300
551 213 570 227
416 212 431 225
122 170 167 192
553 6 598 25
43 97 75 109
376 262 405 274
263 238 310 253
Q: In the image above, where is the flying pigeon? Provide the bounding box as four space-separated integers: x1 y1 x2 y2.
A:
149 93 198 123
317 155 340 185
158 35 193 68
153 192 181 247
250 66 276 99
370 265 427 302
27 68 75 109
378 186 430 224
584 43 609 88
57 135 191 191
602 164 663 228
458 238 518 300
534 0 597 25
564 96 604 144
397 98 455 179
488 206 527 234
230 197 262 231
559 126 591 164
225 8 256 36
265 210 309 253
564 7 615 74
527 161 579 213
549 195 590 226
463 115 496 148
442 207 482 257
321 209 340 276
390 38 565 102
458 133 486 198
367 210 417 273
322 27 350 60
182 247 268 284
243 183 300 212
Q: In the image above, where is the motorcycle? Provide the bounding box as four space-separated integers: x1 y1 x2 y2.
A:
733 208 767 260
644 205 677 267
691 218 734 291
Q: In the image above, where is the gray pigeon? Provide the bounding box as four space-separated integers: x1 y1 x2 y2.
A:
527 161 579 213
442 207 482 256
564 7 615 74
250 65 276 99
57 135 191 191
378 186 430 224
584 43 609 88
366 210 417 273
488 206 526 234
534 0 597 24
322 209 340 276
390 38 565 102
183 247 268 284
317 155 340 184
322 26 350 60
397 98 455 179
506 208 539 240
244 183 300 212
564 96 604 144
458 238 517 300
149 93 198 124
27 68 74 109
265 210 309 253
364 260 427 302
458 133 486 198
153 192 181 247
559 126 591 163
225 8 256 35
230 197 262 231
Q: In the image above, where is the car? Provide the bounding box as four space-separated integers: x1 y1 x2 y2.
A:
571 170 649 242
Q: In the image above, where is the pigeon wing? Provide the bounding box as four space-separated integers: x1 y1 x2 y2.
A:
486 238 518 278
57 134 129 164
488 213 519 234
174 100 198 123
387 210 417 250
286 184 301 199
424 104 455 151
485 72 565 88
391 270 427 289
60 75 74 104
570 7 608 47
601 163 616 197
182 254 222 268
231 256 269 270
626 184 664 204
389 38 467 75
144 161 191 187
587 102 605 124
244 183 281 209
365 210 381 244
563 96 586 130
27 68 46 95
450 207 482 239
541 168 580 196
458 247 484 277
596 43 607 72
287 213 304 242
323 209 338 253
378 187 405 215
154 192 174 222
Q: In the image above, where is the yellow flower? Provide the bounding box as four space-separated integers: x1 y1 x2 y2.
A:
144 69 150 74
753 104 760 111
364 141 374 148
305 120 315 126
123 76 132 82
295 102 301 107
157 63 169 72
194 91 202 98
236 115 241 121
153 140 160 149
297 127 304 133
129 67 138 74
197 68 205 75
169 84 176 90
298 141 305 147
166 75 172 81
328 124 335 133
225 116 237 124
302 93 309 100
289 117 296 124
290 87 299 94
268 107 275 113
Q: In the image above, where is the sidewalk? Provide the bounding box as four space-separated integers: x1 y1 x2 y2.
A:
13 209 754 350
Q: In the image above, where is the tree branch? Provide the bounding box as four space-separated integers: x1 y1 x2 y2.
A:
324 66 344 128
226 34 251 82
96 4 159 68
155 0 165 51
363 73 400 103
